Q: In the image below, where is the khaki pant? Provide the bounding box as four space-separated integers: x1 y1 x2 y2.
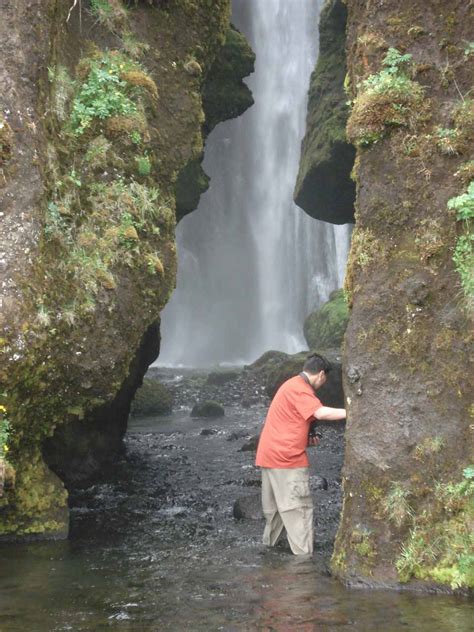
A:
261 467 314 556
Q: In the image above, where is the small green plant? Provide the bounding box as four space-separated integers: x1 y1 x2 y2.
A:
69 54 140 136
414 436 444 461
129 130 142 145
0 405 11 461
435 127 460 155
396 528 437 582
136 154 151 176
463 41 474 59
36 304 51 327
384 483 414 528
119 212 141 248
84 135 111 168
66 169 82 187
347 48 424 147
448 181 474 301
145 252 164 276
89 0 128 31
90 0 113 19
48 65 75 123
44 202 68 240
435 466 474 514
121 33 150 59
396 467 474 588
361 48 414 95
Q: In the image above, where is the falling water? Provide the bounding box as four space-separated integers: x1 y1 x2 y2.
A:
159 0 351 367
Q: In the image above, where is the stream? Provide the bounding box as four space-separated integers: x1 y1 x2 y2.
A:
0 370 472 631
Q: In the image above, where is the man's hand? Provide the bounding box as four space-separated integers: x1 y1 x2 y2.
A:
307 435 320 447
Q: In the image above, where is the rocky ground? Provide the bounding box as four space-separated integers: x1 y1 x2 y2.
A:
141 361 346 558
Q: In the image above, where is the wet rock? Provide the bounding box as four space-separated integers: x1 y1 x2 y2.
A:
233 494 263 521
191 401 225 418
227 430 250 441
206 370 239 386
265 349 344 407
310 475 328 491
304 289 349 349
241 478 261 487
346 366 360 384
200 428 218 436
131 377 173 417
402 273 431 306
240 434 260 452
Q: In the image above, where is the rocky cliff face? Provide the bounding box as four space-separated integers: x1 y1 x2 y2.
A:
0 0 254 539
301 0 473 590
294 0 356 224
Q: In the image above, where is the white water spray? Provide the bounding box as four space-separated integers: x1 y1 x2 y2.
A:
159 0 351 367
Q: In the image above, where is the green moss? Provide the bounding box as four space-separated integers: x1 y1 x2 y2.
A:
0 448 68 538
131 378 173 416
294 0 355 224
383 483 414 528
303 289 349 349
448 181 474 305
0 116 13 166
350 528 377 569
201 25 254 134
1 0 239 540
344 227 386 302
396 468 474 589
347 48 426 148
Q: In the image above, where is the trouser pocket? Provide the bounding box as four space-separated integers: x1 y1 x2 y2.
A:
290 479 312 507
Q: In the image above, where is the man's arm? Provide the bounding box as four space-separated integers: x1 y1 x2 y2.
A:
314 406 346 421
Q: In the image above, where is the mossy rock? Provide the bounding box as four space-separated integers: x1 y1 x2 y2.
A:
191 400 225 418
131 378 173 416
206 370 239 385
202 25 255 135
303 289 349 350
265 349 344 407
294 0 355 224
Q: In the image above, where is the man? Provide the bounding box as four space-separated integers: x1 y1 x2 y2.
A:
255 353 346 556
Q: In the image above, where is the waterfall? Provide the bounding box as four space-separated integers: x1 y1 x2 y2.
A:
158 0 351 368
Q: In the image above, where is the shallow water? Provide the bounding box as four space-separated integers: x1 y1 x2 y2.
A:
1 405 472 631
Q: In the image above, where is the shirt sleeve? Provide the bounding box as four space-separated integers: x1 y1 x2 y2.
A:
293 390 322 422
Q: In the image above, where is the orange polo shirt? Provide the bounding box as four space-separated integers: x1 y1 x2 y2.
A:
255 375 322 469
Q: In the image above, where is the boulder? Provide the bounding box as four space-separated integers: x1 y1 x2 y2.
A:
240 434 260 452
311 475 328 491
227 430 250 441
233 493 263 520
303 289 349 349
200 428 218 436
265 349 344 407
130 377 173 417
293 0 355 224
206 370 239 386
191 400 225 418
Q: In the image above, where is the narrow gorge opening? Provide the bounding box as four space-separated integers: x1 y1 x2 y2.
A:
159 0 352 368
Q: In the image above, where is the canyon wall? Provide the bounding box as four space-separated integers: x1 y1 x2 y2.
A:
0 0 254 539
298 0 473 590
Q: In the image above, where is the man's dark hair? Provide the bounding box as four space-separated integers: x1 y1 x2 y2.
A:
303 353 332 375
